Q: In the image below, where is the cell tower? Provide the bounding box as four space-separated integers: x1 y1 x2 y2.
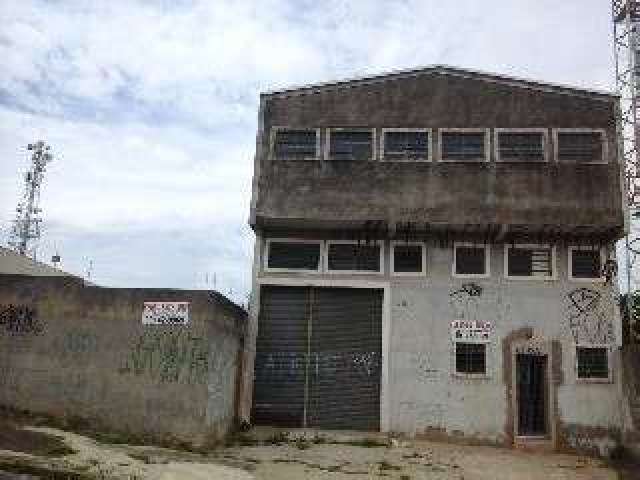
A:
8 141 54 258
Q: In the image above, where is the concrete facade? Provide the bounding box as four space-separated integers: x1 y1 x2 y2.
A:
0 275 246 447
245 66 630 456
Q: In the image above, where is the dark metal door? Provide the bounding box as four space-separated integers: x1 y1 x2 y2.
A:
252 286 308 427
516 354 547 436
252 286 382 430
309 287 382 430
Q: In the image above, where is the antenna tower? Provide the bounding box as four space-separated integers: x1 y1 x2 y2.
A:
8 141 53 257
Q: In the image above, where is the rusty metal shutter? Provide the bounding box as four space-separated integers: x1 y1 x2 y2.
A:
252 286 308 427
308 287 383 430
252 286 382 430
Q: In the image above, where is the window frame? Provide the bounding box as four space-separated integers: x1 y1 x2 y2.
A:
269 126 321 161
324 240 385 275
380 128 432 162
325 127 376 161
437 128 490 163
263 238 323 274
494 128 549 163
453 341 488 377
390 241 427 277
553 128 607 164
575 345 612 383
452 241 491 279
503 243 557 281
567 246 606 283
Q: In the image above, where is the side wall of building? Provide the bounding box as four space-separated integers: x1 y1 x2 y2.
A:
0 275 246 446
248 237 625 456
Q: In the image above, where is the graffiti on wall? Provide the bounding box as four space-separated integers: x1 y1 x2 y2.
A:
257 351 380 381
565 288 615 344
0 304 43 335
119 330 209 384
449 283 483 322
142 302 189 326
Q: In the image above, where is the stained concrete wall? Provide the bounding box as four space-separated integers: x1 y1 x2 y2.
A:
251 69 623 234
249 236 625 456
0 275 246 446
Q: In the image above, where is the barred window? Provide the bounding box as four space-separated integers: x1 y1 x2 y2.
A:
327 243 381 272
557 131 604 163
507 246 554 278
392 244 424 274
266 241 321 271
441 131 486 161
273 129 317 159
383 130 429 161
454 245 488 276
329 130 373 160
497 131 546 162
576 347 609 379
455 342 486 374
570 249 602 279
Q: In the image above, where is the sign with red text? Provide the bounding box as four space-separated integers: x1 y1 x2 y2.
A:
451 320 491 342
142 302 189 326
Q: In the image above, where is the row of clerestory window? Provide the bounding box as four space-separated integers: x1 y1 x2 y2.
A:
270 127 607 163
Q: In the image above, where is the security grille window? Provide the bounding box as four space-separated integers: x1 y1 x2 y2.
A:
383 130 429 161
455 342 486 374
267 241 321 271
576 347 609 379
273 130 317 159
393 244 424 274
441 132 486 161
327 243 380 272
570 249 602 279
497 132 545 162
329 130 373 160
454 245 487 276
507 246 553 278
557 131 603 163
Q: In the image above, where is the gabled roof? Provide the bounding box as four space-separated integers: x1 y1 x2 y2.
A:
262 64 617 100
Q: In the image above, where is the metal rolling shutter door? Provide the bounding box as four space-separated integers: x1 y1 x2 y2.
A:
308 287 383 430
252 286 308 427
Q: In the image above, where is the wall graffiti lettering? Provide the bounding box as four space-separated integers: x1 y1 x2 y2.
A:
566 288 615 344
257 351 380 380
407 352 440 383
0 304 43 335
119 330 209 384
449 284 483 322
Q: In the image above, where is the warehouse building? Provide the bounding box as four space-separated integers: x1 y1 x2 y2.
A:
243 65 632 454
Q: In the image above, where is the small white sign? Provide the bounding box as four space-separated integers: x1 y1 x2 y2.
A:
451 320 491 342
142 302 189 325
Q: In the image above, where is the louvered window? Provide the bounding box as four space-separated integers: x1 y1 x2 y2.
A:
455 343 486 374
329 130 373 160
497 131 546 162
327 243 381 272
507 246 554 278
440 131 486 161
383 130 429 161
557 131 604 163
273 129 317 159
267 241 321 271
576 347 609 379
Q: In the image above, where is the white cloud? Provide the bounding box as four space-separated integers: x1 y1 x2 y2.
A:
0 0 618 300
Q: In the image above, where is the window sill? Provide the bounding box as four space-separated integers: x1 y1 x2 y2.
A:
568 277 606 284
504 275 557 282
451 372 490 381
576 377 613 384
452 273 490 279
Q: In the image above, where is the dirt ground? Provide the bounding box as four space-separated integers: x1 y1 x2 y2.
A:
0 424 634 480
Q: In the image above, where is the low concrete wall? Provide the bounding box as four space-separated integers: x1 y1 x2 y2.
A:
0 274 246 447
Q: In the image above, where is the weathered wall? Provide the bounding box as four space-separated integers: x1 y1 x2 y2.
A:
250 237 625 456
251 70 623 233
0 275 246 446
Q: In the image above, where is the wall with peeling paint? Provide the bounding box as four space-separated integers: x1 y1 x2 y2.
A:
0 274 246 446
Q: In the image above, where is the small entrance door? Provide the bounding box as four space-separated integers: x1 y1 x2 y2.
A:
516 354 547 436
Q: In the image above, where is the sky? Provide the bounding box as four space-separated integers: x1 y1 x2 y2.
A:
0 0 616 304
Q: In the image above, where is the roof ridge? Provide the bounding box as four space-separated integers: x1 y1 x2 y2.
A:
262 64 617 99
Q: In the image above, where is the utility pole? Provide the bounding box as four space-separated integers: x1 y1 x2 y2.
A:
8 141 54 258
